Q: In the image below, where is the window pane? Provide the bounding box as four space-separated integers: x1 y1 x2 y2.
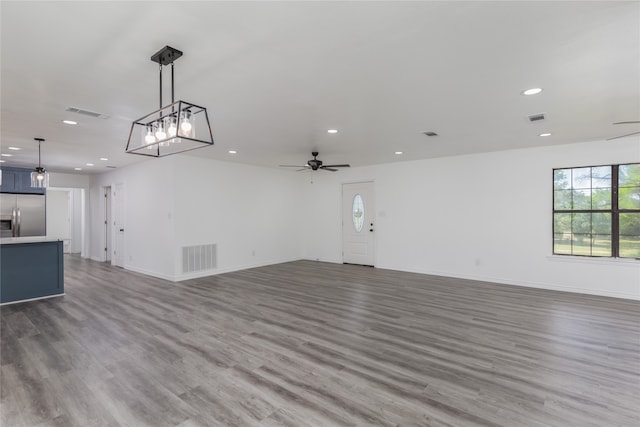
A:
352 194 364 232
592 213 611 234
592 188 611 210
620 237 640 259
572 235 591 256
591 166 611 188
554 190 572 210
620 213 640 237
620 213 640 259
591 235 611 257
572 189 591 209
619 186 640 210
554 234 572 254
619 164 640 188
554 169 571 190
554 213 571 234
572 168 591 189
572 213 591 234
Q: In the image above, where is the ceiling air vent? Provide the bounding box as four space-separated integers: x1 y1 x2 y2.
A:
423 131 438 137
527 113 546 123
65 106 111 119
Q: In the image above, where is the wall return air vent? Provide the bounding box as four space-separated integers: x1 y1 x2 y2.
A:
182 244 217 273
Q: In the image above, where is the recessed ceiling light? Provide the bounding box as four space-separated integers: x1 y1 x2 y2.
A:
228 150 237 154
539 132 552 137
395 151 403 155
86 163 94 166
100 157 109 161
74 167 82 171
1 153 12 157
62 120 78 125
8 147 21 150
522 88 543 96
327 129 338 134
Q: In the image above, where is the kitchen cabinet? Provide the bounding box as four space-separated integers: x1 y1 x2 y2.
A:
0 239 64 304
0 167 45 194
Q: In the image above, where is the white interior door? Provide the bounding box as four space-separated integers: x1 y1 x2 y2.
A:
342 181 375 266
113 183 125 267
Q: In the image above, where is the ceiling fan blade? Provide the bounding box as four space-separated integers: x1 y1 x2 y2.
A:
607 131 640 141
320 167 339 172
322 164 350 168
279 165 307 168
613 121 640 125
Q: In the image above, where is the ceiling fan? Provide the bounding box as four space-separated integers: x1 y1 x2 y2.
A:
607 121 640 141
280 151 350 172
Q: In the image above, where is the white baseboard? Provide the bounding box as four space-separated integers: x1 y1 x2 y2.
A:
172 256 303 282
124 265 176 282
121 257 304 283
375 263 640 301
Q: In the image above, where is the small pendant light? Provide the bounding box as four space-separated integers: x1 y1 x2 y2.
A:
31 137 49 188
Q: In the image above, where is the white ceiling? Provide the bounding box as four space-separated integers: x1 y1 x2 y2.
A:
1 1 639 174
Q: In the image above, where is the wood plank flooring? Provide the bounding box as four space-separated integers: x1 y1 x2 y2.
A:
1 256 639 426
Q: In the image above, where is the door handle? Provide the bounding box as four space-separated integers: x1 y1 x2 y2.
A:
12 208 17 237
119 228 124 232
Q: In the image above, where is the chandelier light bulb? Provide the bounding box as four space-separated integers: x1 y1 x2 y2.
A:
180 112 192 137
167 120 177 138
145 127 156 144
155 123 167 140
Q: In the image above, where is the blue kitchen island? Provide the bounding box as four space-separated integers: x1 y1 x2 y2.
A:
0 238 64 304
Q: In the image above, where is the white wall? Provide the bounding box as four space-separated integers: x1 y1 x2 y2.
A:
88 155 303 281
302 138 640 299
89 157 176 279
172 156 303 280
86 139 639 299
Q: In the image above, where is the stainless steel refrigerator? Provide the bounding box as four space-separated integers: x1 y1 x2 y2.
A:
0 193 46 237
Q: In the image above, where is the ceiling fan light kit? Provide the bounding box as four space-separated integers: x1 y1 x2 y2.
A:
280 151 350 172
126 46 214 157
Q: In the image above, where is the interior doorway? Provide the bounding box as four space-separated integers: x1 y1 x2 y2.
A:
47 187 85 255
342 181 375 266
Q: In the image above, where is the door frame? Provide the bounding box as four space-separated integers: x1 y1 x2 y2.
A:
103 186 112 262
341 180 375 266
112 183 125 268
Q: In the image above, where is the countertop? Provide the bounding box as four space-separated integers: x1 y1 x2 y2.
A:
0 237 62 245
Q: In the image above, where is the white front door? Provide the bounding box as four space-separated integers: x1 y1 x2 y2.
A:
113 183 125 268
342 181 375 266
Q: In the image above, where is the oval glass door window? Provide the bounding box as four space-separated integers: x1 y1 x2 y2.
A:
352 194 365 232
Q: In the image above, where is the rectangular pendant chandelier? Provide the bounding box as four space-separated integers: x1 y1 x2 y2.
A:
126 46 214 157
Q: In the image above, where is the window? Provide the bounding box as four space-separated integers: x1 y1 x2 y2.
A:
352 194 364 232
553 163 640 259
